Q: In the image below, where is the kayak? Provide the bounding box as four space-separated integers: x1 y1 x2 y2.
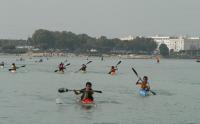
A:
10 70 16 73
0 65 4 68
57 70 64 74
78 98 96 108
110 71 116 75
81 70 87 73
139 89 150 96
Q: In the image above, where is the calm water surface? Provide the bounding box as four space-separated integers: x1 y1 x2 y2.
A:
0 56 199 124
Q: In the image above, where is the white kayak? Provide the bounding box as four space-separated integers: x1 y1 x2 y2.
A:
139 89 150 96
10 70 16 73
57 71 64 74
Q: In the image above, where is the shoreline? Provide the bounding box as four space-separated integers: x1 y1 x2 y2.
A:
0 52 198 60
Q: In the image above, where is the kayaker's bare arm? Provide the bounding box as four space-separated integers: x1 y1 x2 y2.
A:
74 90 81 95
136 79 142 85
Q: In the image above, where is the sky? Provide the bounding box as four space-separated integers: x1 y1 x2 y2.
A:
0 0 199 39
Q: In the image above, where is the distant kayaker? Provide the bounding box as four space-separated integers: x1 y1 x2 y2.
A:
11 63 17 71
59 62 65 72
0 61 4 66
74 82 94 101
101 56 103 61
79 64 87 72
156 56 160 63
108 66 117 75
39 59 43 62
136 76 150 91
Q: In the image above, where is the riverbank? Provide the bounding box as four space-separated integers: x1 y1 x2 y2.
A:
0 52 198 60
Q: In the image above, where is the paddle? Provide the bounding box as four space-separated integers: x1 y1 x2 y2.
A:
54 63 70 72
58 88 102 93
8 65 26 71
108 60 121 74
75 61 92 73
85 61 92 65
131 67 156 95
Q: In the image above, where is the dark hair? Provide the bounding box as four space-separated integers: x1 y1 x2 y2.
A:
86 82 92 86
143 76 148 80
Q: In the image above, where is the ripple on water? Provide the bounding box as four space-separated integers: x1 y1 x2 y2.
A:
191 82 200 85
93 122 120 124
98 100 122 104
156 89 175 96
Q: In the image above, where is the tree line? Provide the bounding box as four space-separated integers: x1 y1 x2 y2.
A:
0 39 27 53
28 29 158 54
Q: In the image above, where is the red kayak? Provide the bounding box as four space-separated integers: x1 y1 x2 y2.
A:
80 98 96 107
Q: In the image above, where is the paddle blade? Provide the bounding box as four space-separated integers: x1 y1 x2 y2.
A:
132 67 139 78
65 63 70 66
54 70 58 72
58 88 66 93
116 61 121 66
94 90 102 93
86 61 92 65
21 65 26 67
58 88 71 93
150 90 156 95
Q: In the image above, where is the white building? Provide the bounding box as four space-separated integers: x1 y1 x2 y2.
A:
168 37 184 52
183 37 200 50
120 35 134 41
151 36 200 52
150 36 170 47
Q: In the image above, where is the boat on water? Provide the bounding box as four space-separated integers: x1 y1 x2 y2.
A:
77 98 96 108
57 70 64 74
80 70 87 73
10 70 16 73
196 59 200 62
110 71 116 75
139 89 150 96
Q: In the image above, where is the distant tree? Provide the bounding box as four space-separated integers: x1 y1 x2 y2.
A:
31 29 55 49
159 44 169 57
29 29 158 54
2 45 15 50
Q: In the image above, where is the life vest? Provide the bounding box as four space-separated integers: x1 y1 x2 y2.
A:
80 88 93 100
140 82 150 90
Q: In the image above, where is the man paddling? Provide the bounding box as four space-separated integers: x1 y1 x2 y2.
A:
108 66 118 75
58 62 65 72
73 82 94 101
0 61 4 67
11 63 17 71
136 76 150 91
79 64 87 72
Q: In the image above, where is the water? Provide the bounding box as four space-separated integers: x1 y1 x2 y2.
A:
0 56 200 124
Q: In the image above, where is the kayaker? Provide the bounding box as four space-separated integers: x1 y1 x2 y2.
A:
39 59 43 62
108 66 117 75
156 56 160 63
74 82 94 101
11 63 17 71
79 64 87 72
101 56 103 61
0 61 4 66
136 76 150 91
59 62 65 72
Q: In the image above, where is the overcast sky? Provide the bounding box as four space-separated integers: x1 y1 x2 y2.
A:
0 0 199 39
